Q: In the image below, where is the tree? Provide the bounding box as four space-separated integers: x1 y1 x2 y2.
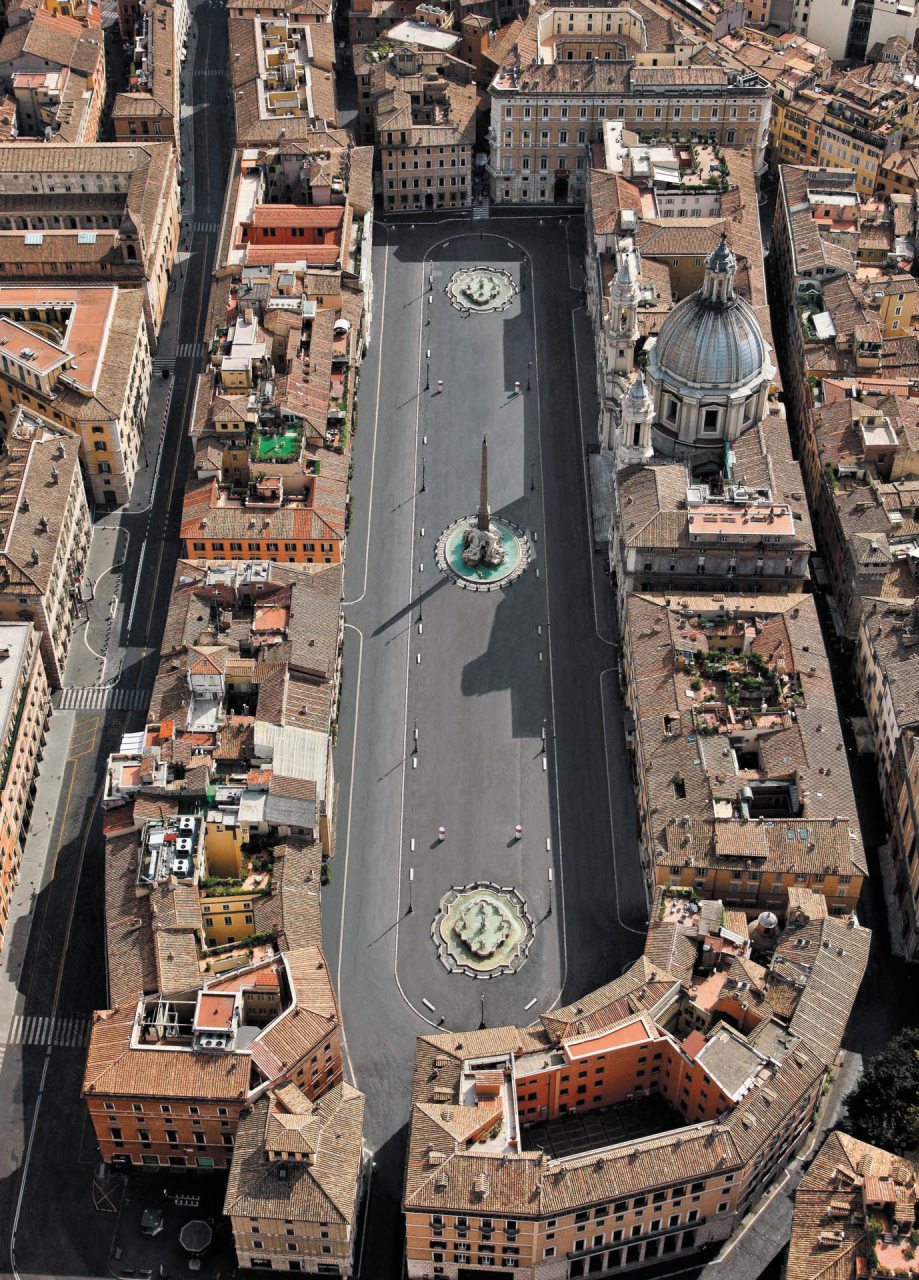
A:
840 1027 919 1154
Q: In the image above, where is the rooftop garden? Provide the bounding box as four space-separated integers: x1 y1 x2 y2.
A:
682 649 804 729
868 1217 919 1277
250 426 303 463
200 874 272 898
365 38 395 62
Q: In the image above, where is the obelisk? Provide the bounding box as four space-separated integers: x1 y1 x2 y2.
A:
476 435 490 533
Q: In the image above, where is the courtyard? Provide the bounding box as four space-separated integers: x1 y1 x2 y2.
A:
521 1095 687 1160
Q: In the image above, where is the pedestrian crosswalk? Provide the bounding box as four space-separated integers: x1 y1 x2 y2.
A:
152 343 205 370
193 219 220 234
5 1013 92 1049
57 685 151 712
193 68 224 77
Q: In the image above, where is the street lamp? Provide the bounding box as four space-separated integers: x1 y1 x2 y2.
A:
547 866 553 917
420 455 426 493
407 867 414 915
527 360 532 392
530 461 536 492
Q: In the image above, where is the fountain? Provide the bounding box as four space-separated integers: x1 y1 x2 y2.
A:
454 894 513 958
433 882 536 977
445 265 518 314
435 438 531 590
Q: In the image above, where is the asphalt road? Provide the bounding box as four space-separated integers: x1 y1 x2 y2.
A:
0 5 229 1277
324 215 649 1279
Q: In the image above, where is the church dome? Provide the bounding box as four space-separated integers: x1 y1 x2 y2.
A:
648 234 770 394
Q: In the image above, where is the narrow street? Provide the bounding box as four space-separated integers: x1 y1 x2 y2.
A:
0 4 230 1275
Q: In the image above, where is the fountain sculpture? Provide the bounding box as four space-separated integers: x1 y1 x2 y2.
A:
433 882 536 977
454 894 513 958
445 265 517 314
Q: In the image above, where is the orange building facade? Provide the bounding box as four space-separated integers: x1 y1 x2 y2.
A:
84 950 344 1171
181 477 343 565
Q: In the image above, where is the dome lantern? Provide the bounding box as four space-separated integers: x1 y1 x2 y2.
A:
701 231 738 306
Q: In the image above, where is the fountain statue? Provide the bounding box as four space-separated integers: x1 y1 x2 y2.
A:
454 894 513 958
461 273 501 307
462 437 507 569
445 266 517 315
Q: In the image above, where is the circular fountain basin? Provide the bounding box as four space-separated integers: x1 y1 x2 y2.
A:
435 517 531 590
445 266 518 314
433 883 535 977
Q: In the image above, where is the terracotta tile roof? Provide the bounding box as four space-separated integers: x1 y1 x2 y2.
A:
618 462 690 548
588 169 642 236
83 1006 252 1101
541 960 676 1042
0 6 100 70
786 1131 919 1280
0 414 83 598
642 920 698 985
105 827 158 1008
224 1082 364 1223
766 915 870 1065
250 205 345 230
860 599 919 728
627 593 865 880
253 838 322 952
180 477 343 545
253 945 340 1081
